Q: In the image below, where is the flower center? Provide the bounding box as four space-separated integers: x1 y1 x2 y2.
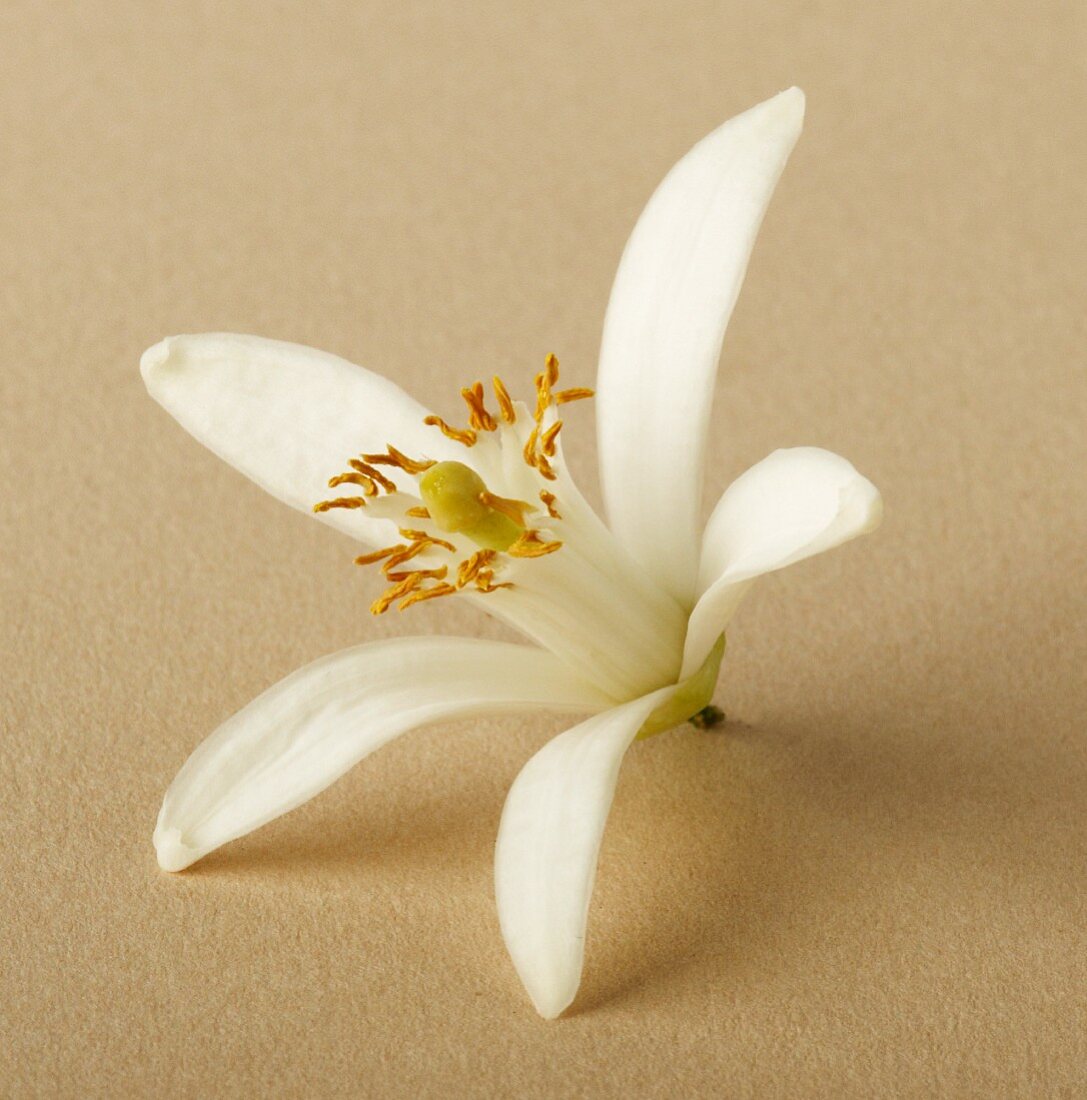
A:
312 355 591 616
312 355 690 701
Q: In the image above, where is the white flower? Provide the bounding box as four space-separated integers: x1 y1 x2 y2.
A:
141 87 882 1019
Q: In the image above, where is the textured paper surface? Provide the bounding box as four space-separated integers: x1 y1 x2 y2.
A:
2 2 1085 1096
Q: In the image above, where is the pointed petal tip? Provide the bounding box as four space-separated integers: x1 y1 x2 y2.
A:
836 463 883 537
859 482 884 534
534 999 571 1022
154 824 201 873
754 85 806 137
139 336 174 384
522 971 578 1021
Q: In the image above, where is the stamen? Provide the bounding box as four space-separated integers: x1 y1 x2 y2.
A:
384 536 457 572
328 472 378 494
539 490 561 519
353 544 406 566
384 542 432 571
553 387 594 405
456 549 497 588
396 529 457 552
398 582 458 610
460 382 497 432
313 496 368 513
545 353 560 386
533 375 551 422
478 491 533 525
522 426 539 466
370 574 421 615
521 426 557 480
492 376 516 424
424 415 477 447
405 506 431 518
385 565 449 583
540 420 563 458
507 530 563 558
363 446 436 475
349 459 396 493
531 354 561 424
475 568 513 593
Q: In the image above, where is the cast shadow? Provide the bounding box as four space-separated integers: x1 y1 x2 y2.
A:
571 582 1087 1015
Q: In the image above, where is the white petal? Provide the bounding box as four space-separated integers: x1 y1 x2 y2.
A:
154 637 615 872
494 686 674 1019
595 88 805 605
140 333 461 545
681 447 882 676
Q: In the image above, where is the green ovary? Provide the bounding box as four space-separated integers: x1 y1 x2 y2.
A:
419 461 524 551
638 633 726 739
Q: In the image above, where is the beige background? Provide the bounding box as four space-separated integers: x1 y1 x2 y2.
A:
3 2 1085 1096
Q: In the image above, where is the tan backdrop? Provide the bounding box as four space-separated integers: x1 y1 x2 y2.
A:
3 2 1085 1096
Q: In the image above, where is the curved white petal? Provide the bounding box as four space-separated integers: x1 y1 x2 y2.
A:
140 333 461 545
681 447 882 676
595 88 805 605
154 637 616 872
495 685 673 1019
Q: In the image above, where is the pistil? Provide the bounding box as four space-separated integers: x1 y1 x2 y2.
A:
419 461 535 553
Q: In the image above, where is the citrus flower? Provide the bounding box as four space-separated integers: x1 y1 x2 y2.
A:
141 86 882 1019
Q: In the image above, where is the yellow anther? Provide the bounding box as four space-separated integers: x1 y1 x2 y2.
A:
460 382 497 432
382 535 457 572
353 544 406 566
383 541 434 571
545 353 560 386
507 530 563 558
540 420 563 457
522 426 538 466
313 496 367 513
385 565 449 583
492 376 516 424
363 445 436 476
370 574 421 615
478 490 534 525
553 387 594 405
424 415 477 447
475 568 513 593
521 422 558 480
456 548 497 588
349 459 396 493
539 490 561 519
328 472 378 494
533 375 551 422
405 506 431 518
398 582 458 610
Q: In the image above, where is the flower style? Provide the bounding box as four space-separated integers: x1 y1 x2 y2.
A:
141 87 882 1019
